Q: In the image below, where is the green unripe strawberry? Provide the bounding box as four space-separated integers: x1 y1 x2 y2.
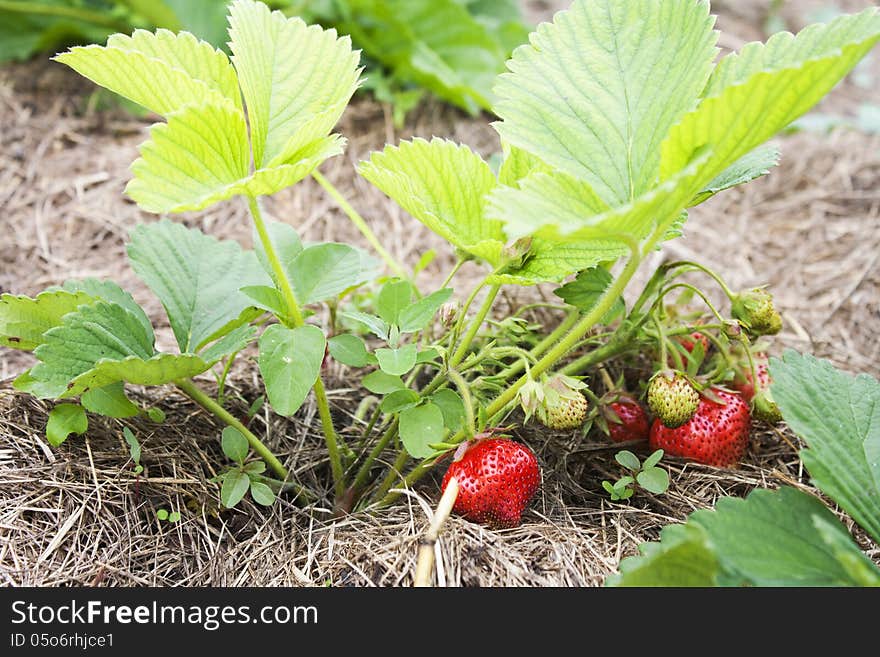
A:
647 371 699 429
522 374 589 430
752 390 783 424
731 287 782 336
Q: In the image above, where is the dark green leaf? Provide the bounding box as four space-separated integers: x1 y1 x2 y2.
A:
554 267 625 323
221 426 249 464
362 371 406 394
221 470 250 508
46 403 88 447
770 350 880 543
399 402 445 458
608 524 719 587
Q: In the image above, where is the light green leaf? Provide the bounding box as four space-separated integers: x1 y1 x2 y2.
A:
65 354 216 399
770 350 880 544
124 100 249 213
146 407 166 423
221 426 249 464
488 238 626 286
122 426 141 467
554 267 625 323
398 288 453 333
375 344 418 376
81 383 140 419
690 145 780 206
400 402 445 458
228 0 361 168
377 280 414 327
240 286 286 317
359 138 505 265
691 487 874 586
249 480 276 506
497 144 551 188
380 389 421 414
643 449 664 469
432 389 465 432
46 404 88 447
56 279 153 341
221 470 251 508
53 33 234 118
328 334 374 368
493 0 718 205
0 290 95 350
362 371 406 395
128 221 267 353
258 324 326 417
608 524 719 587
339 311 389 340
105 28 241 110
292 243 380 305
615 450 641 472
199 325 257 364
661 9 880 194
637 467 670 494
162 0 231 49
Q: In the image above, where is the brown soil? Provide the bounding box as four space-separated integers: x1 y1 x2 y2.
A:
1 0 878 586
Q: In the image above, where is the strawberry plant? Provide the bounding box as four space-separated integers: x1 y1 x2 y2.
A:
607 352 880 587
1 0 879 536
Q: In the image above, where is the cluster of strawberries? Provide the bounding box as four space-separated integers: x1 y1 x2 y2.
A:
439 287 783 529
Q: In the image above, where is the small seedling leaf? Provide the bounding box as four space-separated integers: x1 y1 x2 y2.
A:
221 427 249 464
249 481 276 506
615 450 641 472
637 467 670 494
221 470 251 508
643 449 664 470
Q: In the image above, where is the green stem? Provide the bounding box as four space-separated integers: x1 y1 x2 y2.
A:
350 418 399 494
312 171 409 280
656 282 726 323
662 260 736 300
175 378 288 481
247 196 346 500
215 351 239 403
374 250 644 507
446 370 476 437
449 283 501 368
0 0 132 30
369 449 411 507
496 308 580 381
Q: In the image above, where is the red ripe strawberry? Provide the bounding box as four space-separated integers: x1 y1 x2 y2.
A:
440 438 540 528
649 387 750 467
605 397 650 443
679 331 709 354
733 352 771 403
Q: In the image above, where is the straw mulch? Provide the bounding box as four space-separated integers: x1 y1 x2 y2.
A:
1 0 879 586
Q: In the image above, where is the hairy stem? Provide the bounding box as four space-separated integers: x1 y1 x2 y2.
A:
449 283 501 368
312 171 409 280
496 308 580 381
175 378 288 480
247 196 346 500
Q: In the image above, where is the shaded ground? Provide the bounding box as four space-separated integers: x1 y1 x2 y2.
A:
1 0 879 586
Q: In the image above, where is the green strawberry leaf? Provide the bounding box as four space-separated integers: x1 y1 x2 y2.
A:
81 382 140 419
228 0 360 168
399 402 445 458
607 524 719 587
46 403 88 448
554 267 625 323
493 0 718 206
257 324 326 417
55 279 153 340
690 144 781 206
128 221 267 353
661 8 880 198
359 138 505 266
770 350 880 544
53 29 238 117
0 290 96 351
292 243 380 305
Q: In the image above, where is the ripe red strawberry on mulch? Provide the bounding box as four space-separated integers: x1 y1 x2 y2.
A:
441 438 541 528
649 387 751 467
